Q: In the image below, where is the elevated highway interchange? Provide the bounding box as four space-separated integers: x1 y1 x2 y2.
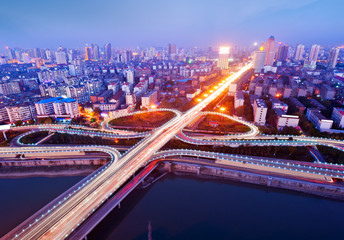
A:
2 62 344 239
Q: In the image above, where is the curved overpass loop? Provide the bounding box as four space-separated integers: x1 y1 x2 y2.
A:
1 145 121 239
11 108 182 147
12 63 343 239
151 149 344 181
3 62 344 239
177 112 344 152
2 64 342 239
2 63 253 239
183 111 259 140
102 108 182 132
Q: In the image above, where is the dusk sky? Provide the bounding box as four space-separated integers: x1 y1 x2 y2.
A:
1 0 343 49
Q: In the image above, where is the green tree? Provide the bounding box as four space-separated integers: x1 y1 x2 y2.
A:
236 106 245 117
14 120 23 126
44 117 54 124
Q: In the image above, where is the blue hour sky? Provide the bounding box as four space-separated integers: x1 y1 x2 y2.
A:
0 0 343 49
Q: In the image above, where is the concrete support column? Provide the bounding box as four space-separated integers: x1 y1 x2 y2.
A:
2 131 7 141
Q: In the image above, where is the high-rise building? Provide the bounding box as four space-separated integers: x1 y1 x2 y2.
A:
262 36 278 66
6 47 16 60
253 47 267 73
33 48 41 58
85 47 92 61
332 108 344 128
308 44 320 64
218 46 230 69
126 69 135 84
253 99 267 125
36 97 80 118
276 44 289 61
92 44 100 60
327 48 340 68
125 93 136 105
55 46 67 65
125 50 133 63
294 44 305 61
167 44 176 55
22 53 31 63
104 43 112 61
141 90 158 108
5 105 36 122
0 81 21 95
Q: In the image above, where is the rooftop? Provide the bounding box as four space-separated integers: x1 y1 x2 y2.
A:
255 99 267 108
38 97 76 104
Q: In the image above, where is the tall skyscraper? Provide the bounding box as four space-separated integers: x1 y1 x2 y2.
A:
55 46 67 65
125 50 133 63
6 47 16 60
22 53 30 63
294 44 305 61
85 47 92 61
126 69 135 84
34 48 41 58
167 44 176 55
327 48 340 68
104 43 112 61
309 44 320 64
253 47 267 73
92 44 100 60
167 43 176 60
262 36 278 66
218 46 230 69
276 44 289 61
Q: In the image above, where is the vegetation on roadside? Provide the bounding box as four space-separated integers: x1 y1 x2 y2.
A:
197 115 250 134
20 131 50 144
162 138 314 162
109 111 175 130
45 132 141 146
0 130 25 147
317 145 344 164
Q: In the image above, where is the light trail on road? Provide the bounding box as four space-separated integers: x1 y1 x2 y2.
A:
4 63 253 240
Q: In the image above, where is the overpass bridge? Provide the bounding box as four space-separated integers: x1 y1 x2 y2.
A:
2 62 344 239
67 150 344 239
2 63 253 239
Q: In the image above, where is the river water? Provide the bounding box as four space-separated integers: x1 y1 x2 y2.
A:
1 172 343 239
0 175 85 237
89 173 344 240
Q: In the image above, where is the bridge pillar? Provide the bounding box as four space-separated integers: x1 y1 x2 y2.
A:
2 131 7 141
118 202 121 209
197 166 200 175
267 176 272 186
166 162 172 172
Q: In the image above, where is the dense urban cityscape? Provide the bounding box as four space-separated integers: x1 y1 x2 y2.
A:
1 0 344 239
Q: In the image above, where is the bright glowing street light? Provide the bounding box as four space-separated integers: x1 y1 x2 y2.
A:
219 106 226 121
150 104 156 109
203 94 209 97
197 98 202 102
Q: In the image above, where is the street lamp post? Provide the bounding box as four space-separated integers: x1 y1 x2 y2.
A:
219 107 226 121
150 104 156 126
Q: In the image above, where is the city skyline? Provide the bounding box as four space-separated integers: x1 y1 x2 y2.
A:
1 0 344 49
1 1 344 239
